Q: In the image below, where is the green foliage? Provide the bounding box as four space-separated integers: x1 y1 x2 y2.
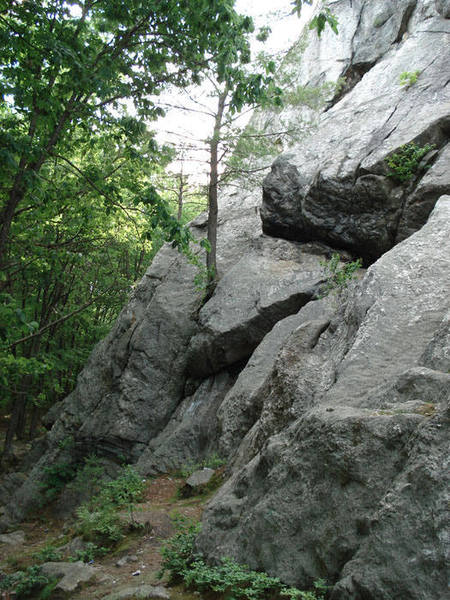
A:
158 515 202 582
75 465 146 545
0 0 262 454
159 517 327 600
183 557 284 600
76 502 125 545
69 542 109 563
399 70 420 87
40 462 78 502
385 142 435 183
66 454 106 498
320 253 362 298
309 7 339 37
281 580 328 600
32 544 63 563
0 565 50 598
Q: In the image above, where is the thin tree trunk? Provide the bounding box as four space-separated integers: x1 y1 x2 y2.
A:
207 88 228 284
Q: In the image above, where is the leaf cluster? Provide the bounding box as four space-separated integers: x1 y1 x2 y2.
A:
385 142 435 183
399 70 420 87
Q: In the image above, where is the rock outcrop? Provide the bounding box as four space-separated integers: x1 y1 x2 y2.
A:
197 196 450 600
2 2 449 599
261 0 450 264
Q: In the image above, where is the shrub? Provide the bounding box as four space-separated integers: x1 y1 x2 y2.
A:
159 516 328 600
32 544 63 563
40 462 78 501
75 465 146 546
69 542 109 563
75 503 124 545
178 453 226 479
159 515 201 582
385 142 434 183
319 253 362 297
0 565 50 598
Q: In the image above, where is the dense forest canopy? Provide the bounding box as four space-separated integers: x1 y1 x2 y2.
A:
0 0 267 458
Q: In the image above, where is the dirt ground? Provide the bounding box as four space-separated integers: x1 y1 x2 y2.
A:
0 472 211 600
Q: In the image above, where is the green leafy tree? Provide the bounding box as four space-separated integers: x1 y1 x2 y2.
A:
0 0 264 458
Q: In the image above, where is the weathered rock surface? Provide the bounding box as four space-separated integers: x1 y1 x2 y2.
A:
41 561 98 593
197 196 450 599
186 238 326 378
262 1 450 263
101 584 170 600
0 530 25 546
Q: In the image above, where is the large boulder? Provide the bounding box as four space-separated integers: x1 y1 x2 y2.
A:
261 2 450 263
197 196 450 600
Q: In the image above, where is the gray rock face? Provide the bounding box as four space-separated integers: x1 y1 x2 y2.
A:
217 296 336 465
186 238 326 378
435 0 450 17
101 584 170 600
186 468 215 488
0 530 25 546
41 561 97 593
261 2 450 263
197 197 450 599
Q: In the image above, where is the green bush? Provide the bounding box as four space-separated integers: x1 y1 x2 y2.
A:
75 465 146 546
159 515 201 581
319 253 362 298
75 503 125 545
32 544 63 563
178 453 226 479
0 565 50 598
69 542 109 563
159 516 328 600
40 462 78 501
385 142 434 183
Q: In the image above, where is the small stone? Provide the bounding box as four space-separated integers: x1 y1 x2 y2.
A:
132 570 141 576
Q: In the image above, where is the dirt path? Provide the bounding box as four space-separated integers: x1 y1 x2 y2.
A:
1 474 209 599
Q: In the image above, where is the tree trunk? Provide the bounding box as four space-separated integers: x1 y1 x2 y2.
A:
207 88 228 284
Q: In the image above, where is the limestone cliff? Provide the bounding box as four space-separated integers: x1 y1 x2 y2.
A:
2 1 449 599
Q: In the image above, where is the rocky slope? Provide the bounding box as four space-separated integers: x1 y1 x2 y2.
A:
2 1 449 599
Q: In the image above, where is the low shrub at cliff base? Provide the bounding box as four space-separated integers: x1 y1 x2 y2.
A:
75 465 146 546
159 515 328 600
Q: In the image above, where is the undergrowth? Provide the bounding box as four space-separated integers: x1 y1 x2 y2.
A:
0 565 52 598
159 515 329 600
75 464 146 546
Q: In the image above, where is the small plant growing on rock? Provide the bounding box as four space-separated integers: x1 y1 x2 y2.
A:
385 142 435 183
320 253 362 297
399 70 420 87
